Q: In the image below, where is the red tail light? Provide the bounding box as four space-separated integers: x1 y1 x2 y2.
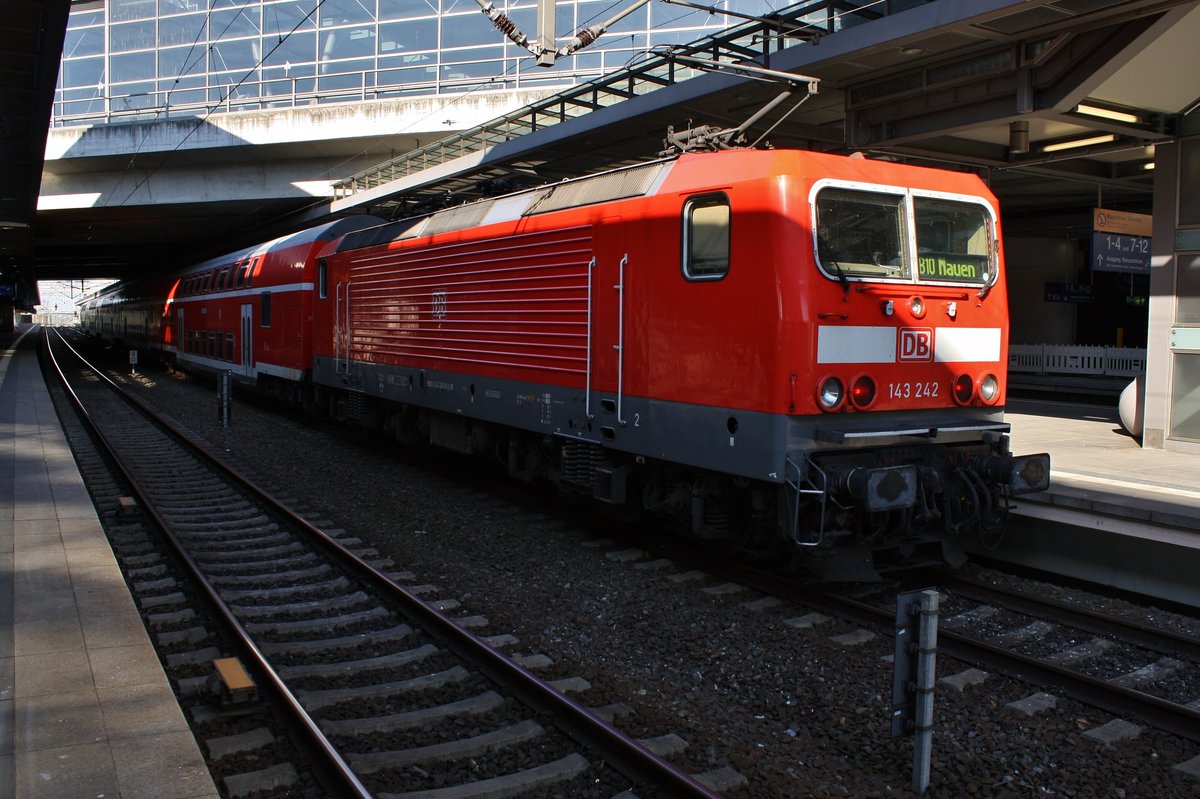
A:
850 375 876 409
952 373 975 405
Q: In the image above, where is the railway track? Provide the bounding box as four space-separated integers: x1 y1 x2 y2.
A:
630 535 1200 745
42 328 725 798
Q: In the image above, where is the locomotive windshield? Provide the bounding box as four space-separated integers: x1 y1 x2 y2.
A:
813 184 996 287
815 189 908 279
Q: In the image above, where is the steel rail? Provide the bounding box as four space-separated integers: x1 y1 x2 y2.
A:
622 531 1200 745
42 329 375 799
45 328 721 799
739 567 1200 745
936 571 1200 662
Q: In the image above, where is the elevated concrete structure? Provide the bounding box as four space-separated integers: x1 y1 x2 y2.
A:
37 89 560 278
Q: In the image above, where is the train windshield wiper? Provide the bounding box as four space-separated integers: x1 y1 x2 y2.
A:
829 258 850 293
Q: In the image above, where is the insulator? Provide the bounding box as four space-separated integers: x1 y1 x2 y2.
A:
494 13 518 37
574 29 598 49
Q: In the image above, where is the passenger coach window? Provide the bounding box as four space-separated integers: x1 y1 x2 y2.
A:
683 193 730 280
914 197 993 284
815 189 907 279
235 263 248 288
260 292 272 328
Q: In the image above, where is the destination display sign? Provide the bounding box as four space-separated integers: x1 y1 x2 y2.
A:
1094 208 1152 237
1092 232 1151 274
1044 282 1094 303
918 255 983 281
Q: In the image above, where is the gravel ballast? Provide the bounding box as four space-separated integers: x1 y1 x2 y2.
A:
111 361 1199 797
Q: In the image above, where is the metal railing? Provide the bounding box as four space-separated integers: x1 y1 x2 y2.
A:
1009 344 1147 377
51 61 607 128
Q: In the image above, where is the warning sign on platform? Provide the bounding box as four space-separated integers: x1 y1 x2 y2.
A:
1094 208 1152 237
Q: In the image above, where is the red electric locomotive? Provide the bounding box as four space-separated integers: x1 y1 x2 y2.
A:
81 148 1049 576
308 148 1047 574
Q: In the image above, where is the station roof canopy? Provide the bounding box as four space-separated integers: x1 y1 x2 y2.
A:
325 0 1193 222
11 0 1200 283
1 0 70 303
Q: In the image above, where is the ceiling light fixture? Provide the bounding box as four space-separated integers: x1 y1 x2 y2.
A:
1075 103 1140 124
1041 133 1116 153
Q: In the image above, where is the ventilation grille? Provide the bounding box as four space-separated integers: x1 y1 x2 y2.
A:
422 202 492 237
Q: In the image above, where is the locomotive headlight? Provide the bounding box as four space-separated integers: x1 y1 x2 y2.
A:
909 296 926 318
979 373 1000 404
818 377 845 411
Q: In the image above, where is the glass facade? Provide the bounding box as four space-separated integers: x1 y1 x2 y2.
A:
54 0 780 124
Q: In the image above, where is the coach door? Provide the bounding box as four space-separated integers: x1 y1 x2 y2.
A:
175 309 184 358
240 304 253 377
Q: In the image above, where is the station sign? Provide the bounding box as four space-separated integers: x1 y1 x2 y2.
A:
1092 232 1151 274
1094 208 1152 237
0 284 13 297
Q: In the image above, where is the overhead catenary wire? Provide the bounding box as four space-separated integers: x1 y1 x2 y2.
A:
222 0 747 232
108 0 760 243
115 0 330 207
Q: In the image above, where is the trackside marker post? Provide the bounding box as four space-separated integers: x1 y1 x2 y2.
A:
892 588 939 794
218 370 232 427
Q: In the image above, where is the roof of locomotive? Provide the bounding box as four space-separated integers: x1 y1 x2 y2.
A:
334 148 996 255
336 155 680 254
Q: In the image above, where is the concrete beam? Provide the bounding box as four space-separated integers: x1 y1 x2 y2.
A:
44 90 562 161
38 89 562 212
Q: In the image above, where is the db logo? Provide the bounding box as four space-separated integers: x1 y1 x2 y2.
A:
431 289 448 320
899 328 934 362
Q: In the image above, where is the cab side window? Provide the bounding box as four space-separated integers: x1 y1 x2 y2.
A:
682 193 730 280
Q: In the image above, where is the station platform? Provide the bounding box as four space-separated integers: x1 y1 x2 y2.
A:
0 325 218 799
984 398 1200 607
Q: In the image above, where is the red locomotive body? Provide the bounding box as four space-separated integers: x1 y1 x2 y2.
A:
82 149 1049 574
308 149 1047 571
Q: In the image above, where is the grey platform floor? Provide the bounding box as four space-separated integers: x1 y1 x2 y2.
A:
1007 397 1200 530
1 326 217 799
